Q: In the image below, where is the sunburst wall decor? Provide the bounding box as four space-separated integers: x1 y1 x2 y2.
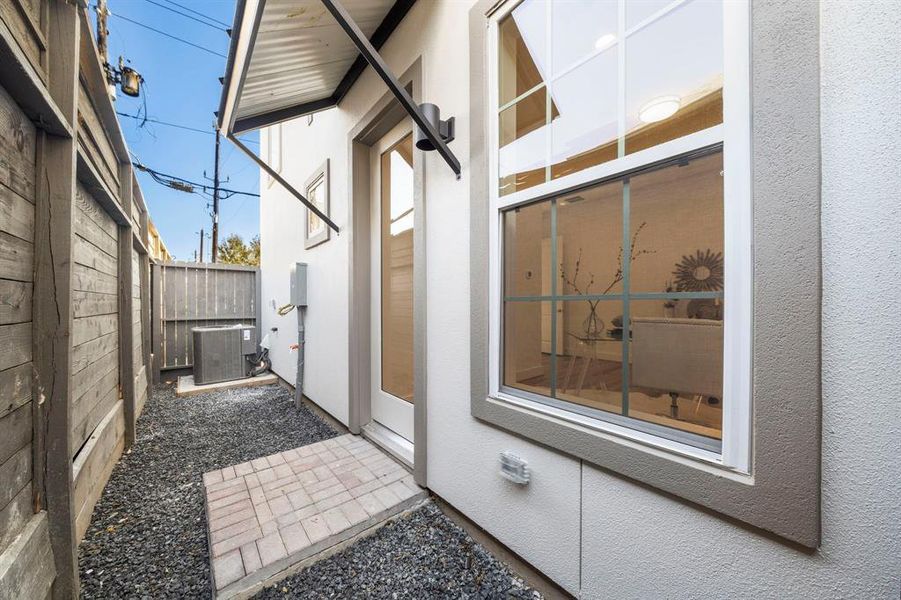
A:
672 249 724 292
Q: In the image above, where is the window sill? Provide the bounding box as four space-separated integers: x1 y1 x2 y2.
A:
489 389 748 477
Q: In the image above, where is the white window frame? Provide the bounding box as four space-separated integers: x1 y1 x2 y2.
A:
267 123 282 187
304 159 330 249
485 0 752 473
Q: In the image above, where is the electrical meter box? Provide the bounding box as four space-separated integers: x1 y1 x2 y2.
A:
290 262 308 307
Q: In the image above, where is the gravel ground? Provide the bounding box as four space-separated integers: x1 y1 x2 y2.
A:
78 383 542 600
255 502 541 600
78 383 337 598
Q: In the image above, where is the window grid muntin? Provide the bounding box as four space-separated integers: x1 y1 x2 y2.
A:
501 144 725 449
498 0 717 195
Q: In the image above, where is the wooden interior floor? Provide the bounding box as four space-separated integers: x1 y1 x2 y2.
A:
513 355 722 440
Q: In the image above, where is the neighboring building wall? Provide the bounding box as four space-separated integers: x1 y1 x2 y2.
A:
148 220 172 262
259 1 900 597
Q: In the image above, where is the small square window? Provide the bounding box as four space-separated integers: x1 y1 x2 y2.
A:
304 160 330 249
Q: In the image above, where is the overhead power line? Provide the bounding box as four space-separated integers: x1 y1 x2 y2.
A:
132 160 260 198
160 0 231 28
142 0 227 31
116 111 260 145
110 13 226 58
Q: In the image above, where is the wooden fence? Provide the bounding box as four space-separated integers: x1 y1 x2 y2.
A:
0 2 154 596
152 262 260 379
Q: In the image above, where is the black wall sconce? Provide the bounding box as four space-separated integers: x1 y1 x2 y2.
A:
415 103 455 152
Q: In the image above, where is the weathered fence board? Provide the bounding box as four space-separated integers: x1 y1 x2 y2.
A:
0 511 55 600
76 81 119 195
72 400 124 541
0 80 36 573
0 483 30 553
70 183 120 461
0 445 30 510
154 262 259 373
0 0 48 85
0 280 31 325
132 248 147 417
0 363 30 419
0 403 31 467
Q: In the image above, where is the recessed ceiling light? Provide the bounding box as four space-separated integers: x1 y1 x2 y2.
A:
594 33 617 50
638 96 681 124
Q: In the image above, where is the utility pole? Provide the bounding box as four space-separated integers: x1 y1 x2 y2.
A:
96 0 109 62
211 129 221 262
198 228 205 263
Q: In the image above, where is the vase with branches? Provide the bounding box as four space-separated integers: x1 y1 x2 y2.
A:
560 222 656 341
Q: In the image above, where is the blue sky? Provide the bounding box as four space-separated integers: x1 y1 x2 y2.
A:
97 0 259 261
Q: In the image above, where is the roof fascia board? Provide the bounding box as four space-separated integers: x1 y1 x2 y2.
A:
219 0 263 135
223 0 417 136
232 95 336 135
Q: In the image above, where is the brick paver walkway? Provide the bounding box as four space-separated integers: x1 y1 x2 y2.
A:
203 434 426 599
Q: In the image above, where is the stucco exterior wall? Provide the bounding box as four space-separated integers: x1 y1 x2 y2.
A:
580 1 901 597
258 0 900 597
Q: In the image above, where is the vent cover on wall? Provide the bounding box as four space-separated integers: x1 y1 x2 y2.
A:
499 451 530 485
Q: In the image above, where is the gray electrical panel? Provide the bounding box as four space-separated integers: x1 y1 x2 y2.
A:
193 325 255 385
290 262 308 306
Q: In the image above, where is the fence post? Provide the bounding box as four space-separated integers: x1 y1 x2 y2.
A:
32 2 81 595
118 168 136 449
152 262 162 384
142 254 152 400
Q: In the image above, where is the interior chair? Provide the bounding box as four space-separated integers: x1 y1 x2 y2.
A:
631 317 723 420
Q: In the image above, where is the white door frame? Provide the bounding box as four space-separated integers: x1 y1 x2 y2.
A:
347 59 427 486
369 120 415 444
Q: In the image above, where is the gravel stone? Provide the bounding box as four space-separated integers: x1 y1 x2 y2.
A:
78 384 543 599
78 384 337 598
254 503 542 600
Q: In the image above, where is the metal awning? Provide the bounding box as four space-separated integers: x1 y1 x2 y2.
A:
218 0 461 234
219 0 414 135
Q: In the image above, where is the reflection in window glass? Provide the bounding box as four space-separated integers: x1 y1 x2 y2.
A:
624 0 723 154
499 88 548 195
550 50 619 180
497 0 725 195
625 0 671 30
381 134 414 403
499 0 547 106
551 0 617 75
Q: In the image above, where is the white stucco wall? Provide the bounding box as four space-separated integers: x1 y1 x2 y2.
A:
260 106 352 425
580 1 901 597
258 0 900 597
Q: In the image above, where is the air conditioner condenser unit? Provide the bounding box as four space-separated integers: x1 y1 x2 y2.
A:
193 325 256 385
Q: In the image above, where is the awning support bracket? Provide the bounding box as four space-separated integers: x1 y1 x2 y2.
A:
319 0 463 179
227 133 341 234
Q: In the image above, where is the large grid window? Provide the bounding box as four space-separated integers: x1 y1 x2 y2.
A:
489 0 750 466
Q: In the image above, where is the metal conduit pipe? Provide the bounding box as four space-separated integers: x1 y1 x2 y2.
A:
295 307 305 409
